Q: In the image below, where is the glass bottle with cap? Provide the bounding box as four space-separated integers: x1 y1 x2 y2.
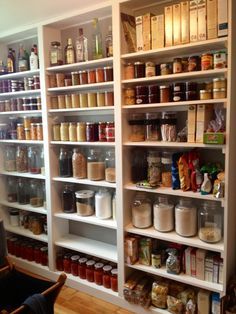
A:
132 192 152 228
153 196 174 232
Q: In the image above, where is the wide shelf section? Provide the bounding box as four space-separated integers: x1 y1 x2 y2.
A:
0 69 40 80
51 141 115 147
121 37 227 60
0 200 47 215
46 57 113 72
48 107 114 116
125 224 224 254
124 183 222 203
0 170 45 180
0 110 42 116
0 89 41 98
54 212 116 230
52 177 116 188
48 82 113 93
55 234 117 263
5 224 48 243
0 140 43 144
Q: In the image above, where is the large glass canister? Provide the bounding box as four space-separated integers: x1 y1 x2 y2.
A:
153 196 174 232
75 190 95 216
128 113 145 142
17 178 30 205
4 145 16 171
95 188 112 219
28 146 41 174
87 148 105 181
105 149 116 183
29 180 44 207
131 192 152 229
16 146 28 173
62 184 76 213
161 152 172 188
59 148 72 177
160 112 177 142
131 149 148 183
198 202 222 243
175 198 197 237
7 177 17 202
147 151 161 187
145 113 160 141
72 148 87 179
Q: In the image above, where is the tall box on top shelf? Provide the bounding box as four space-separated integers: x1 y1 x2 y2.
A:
136 16 143 51
165 5 173 47
187 105 197 143
218 0 228 37
143 13 154 50
190 0 198 42
207 0 218 39
173 3 181 45
198 0 207 41
181 1 190 44
151 15 164 49
196 104 214 143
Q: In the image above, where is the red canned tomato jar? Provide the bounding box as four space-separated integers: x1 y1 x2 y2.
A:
71 255 80 276
94 262 104 285
98 122 107 142
105 122 115 142
86 259 95 282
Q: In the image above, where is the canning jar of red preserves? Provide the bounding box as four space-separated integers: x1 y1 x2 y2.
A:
111 268 118 292
94 262 104 285
78 257 88 279
103 265 112 288
63 253 72 273
86 260 95 282
71 255 80 276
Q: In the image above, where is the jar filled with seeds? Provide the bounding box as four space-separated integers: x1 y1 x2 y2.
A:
87 148 105 181
16 146 28 172
72 148 87 179
5 145 16 171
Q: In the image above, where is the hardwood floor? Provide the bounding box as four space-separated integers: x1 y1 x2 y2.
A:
55 286 134 314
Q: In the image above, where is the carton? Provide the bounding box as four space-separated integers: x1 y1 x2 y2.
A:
207 0 218 39
218 0 228 37
185 247 192 276
136 16 143 51
143 13 154 50
196 104 214 143
191 248 197 277
151 15 164 49
190 0 198 42
205 254 214 282
196 249 206 280
173 3 181 45
187 105 197 143
181 1 190 44
125 236 139 265
165 5 173 46
198 0 207 41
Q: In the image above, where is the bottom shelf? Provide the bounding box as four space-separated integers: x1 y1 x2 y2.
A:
8 255 50 275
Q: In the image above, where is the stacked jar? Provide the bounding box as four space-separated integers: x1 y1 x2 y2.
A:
0 97 41 112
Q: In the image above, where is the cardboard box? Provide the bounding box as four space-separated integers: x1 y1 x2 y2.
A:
143 13 153 51
190 0 198 42
198 0 207 41
181 1 190 44
218 258 223 284
173 3 181 45
188 105 197 143
205 254 214 282
196 249 206 280
185 247 192 276
196 104 214 143
151 15 164 49
165 6 173 47
213 256 219 283
207 0 218 39
191 248 197 277
203 132 225 144
136 16 143 51
125 236 139 265
218 0 228 37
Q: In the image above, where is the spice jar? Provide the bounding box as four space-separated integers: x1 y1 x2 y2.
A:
36 123 43 140
58 95 66 109
16 146 28 172
50 41 63 66
78 257 88 279
173 58 182 74
79 70 88 84
9 209 20 227
153 196 174 232
201 53 213 70
87 69 96 84
132 193 152 229
5 145 16 171
30 180 44 207
160 85 171 103
56 73 65 87
65 94 72 109
145 113 160 141
103 265 112 288
98 122 106 142
94 262 104 285
30 123 38 140
87 148 105 181
160 112 177 142
145 62 156 77
86 260 95 282
62 184 76 213
105 149 116 183
95 68 104 83
175 198 197 237
75 190 94 216
124 63 134 79
147 151 161 187
59 148 72 177
199 202 222 243
69 122 77 141
60 122 69 141
161 152 172 187
77 122 86 141
17 123 25 140
71 255 80 276
104 66 113 81
28 146 41 174
213 88 226 99
134 61 145 78
200 90 212 100
72 148 87 179
213 78 227 89
128 113 145 142
63 253 72 273
111 269 118 292
95 189 112 219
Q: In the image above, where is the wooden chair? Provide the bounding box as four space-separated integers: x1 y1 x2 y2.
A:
0 258 66 313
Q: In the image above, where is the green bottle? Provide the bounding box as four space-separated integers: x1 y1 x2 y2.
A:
92 18 103 60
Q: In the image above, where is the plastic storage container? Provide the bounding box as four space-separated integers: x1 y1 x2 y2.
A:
75 190 95 216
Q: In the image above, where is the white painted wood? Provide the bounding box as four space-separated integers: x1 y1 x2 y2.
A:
52 176 116 188
0 69 40 80
5 224 48 243
0 171 45 180
48 82 113 93
0 200 47 215
0 140 43 144
51 141 115 147
0 110 42 116
0 89 41 98
49 107 114 115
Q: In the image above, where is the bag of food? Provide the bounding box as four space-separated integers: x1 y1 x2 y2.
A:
167 295 185 314
151 281 168 309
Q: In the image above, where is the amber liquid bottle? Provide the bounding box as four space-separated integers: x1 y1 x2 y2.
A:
65 38 75 64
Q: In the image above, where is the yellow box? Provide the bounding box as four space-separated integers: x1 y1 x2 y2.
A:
143 13 154 51
196 104 214 143
135 15 143 51
181 1 190 44
218 0 228 37
173 3 181 45
165 5 173 47
151 15 164 49
207 0 218 39
190 0 198 42
187 105 197 143
197 0 207 41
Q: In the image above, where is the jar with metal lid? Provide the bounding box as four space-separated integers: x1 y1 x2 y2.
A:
188 55 200 72
17 123 25 140
201 53 213 70
17 178 30 205
28 146 41 174
63 253 72 273
104 91 114 106
161 152 172 187
98 122 106 142
31 217 43 235
160 85 171 103
173 58 182 74
75 190 94 216
79 70 88 84
9 209 20 227
30 180 44 207
72 148 87 179
213 78 227 89
213 50 227 69
69 122 77 141
59 148 72 177
5 145 16 171
213 88 226 99
50 41 63 66
95 189 112 219
145 62 155 77
175 198 197 237
79 93 88 108
97 92 105 107
87 148 105 181
111 269 118 292
160 112 177 142
78 257 88 279
105 149 116 183
95 68 104 83
153 196 174 232
104 66 113 81
71 255 80 276
132 192 152 229
88 93 97 107
77 122 86 141
128 113 145 142
94 262 104 285
62 184 76 213
103 265 112 288
160 63 172 76
53 124 61 141
124 63 134 79
200 90 212 100
198 202 222 243
60 122 69 141
147 151 161 187
134 61 145 78
86 122 99 142
105 122 115 142
86 260 95 282
16 146 28 172
7 177 17 202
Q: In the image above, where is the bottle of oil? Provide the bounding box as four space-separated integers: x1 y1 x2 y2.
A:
7 48 15 73
65 38 75 64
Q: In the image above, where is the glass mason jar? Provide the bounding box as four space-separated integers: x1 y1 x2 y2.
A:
147 151 161 187
105 149 116 183
72 148 87 179
28 146 41 174
17 178 30 205
40 147 45 175
128 113 145 142
198 202 223 243
175 198 197 237
131 192 152 228
62 184 76 213
145 113 161 141
87 148 105 181
131 149 148 183
29 180 44 207
161 152 172 188
4 145 16 171
153 196 174 232
7 177 17 202
95 188 112 219
16 146 28 173
59 148 72 177
75 190 95 216
160 112 177 142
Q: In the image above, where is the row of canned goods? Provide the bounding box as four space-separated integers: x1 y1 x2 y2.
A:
56 249 118 291
0 97 41 112
48 66 113 88
53 121 115 142
0 76 40 93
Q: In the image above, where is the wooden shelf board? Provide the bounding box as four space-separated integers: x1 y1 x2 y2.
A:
50 141 115 147
0 200 47 214
52 176 116 188
5 224 48 242
55 234 117 262
48 82 113 93
0 170 45 179
0 69 40 80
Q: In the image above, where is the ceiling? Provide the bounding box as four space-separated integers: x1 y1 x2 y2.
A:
0 0 103 35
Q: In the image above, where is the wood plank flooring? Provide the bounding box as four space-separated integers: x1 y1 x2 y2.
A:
55 286 134 314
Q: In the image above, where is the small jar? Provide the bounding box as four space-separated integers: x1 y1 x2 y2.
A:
71 72 80 85
105 149 116 183
60 122 69 141
97 92 105 107
62 184 76 213
94 262 104 285
88 93 97 107
132 193 152 228
78 257 88 279
26 245 34 262
95 68 104 83
53 124 61 141
160 85 171 103
213 78 227 89
31 217 43 235
34 245 43 264
175 198 197 237
63 253 72 273
23 116 32 129
188 56 200 72
213 88 226 99
104 66 113 81
86 260 95 282
160 112 177 142
134 61 145 78
72 148 87 179
153 196 174 232
201 53 213 70
98 122 107 142
58 95 66 109
145 62 156 77
103 265 112 288
71 255 80 276
111 269 118 292
87 148 105 181
75 190 94 216
69 122 77 141
79 93 88 108
30 123 38 140
124 88 135 105
86 122 98 142
200 90 212 100
79 70 88 84
105 122 115 142
40 246 48 266
10 209 20 227
160 63 172 75
65 94 72 108
95 189 112 219
71 94 80 108
104 91 114 106
161 152 172 187
128 113 145 142
87 69 96 84
173 91 185 102
173 58 182 74
147 151 161 187
124 63 134 79
77 122 86 142
17 123 25 140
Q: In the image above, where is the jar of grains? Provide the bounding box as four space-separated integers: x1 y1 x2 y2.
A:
77 122 86 141
153 196 174 232
95 189 112 219
147 151 161 187
16 146 28 172
5 145 16 171
128 113 145 142
175 198 197 237
75 190 95 216
87 148 105 181
105 149 116 182
161 152 172 187
72 148 87 179
132 192 152 229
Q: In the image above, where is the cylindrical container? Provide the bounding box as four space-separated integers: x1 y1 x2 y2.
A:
147 151 161 187
134 61 145 78
53 124 61 141
104 91 114 106
23 116 32 129
16 146 28 172
160 112 177 142
17 178 30 204
86 260 95 282
95 189 112 219
88 93 97 107
71 94 80 108
69 122 77 141
153 196 174 232
87 148 105 181
198 202 222 243
200 90 212 100
28 146 41 174
30 180 44 207
188 56 200 72
5 145 16 171
71 72 79 85
48 74 57 88
62 184 76 213
213 51 227 69
201 53 213 70
36 123 43 140
71 255 80 276
160 85 171 103
86 122 98 142
135 85 148 96
105 149 116 183
145 62 156 77
132 193 152 228
160 63 172 75
213 88 226 99
124 87 135 105
17 123 25 140
31 217 43 234
213 78 227 89
175 198 197 237
105 122 115 142
63 253 72 273
128 113 145 142
173 58 182 74
97 92 105 107
58 95 66 109
64 78 72 87
87 69 96 84
98 122 107 142
94 262 104 285
104 66 113 81
56 73 65 87
95 68 104 83
10 209 20 227
60 122 69 141
77 122 86 142
124 63 134 79
103 265 112 288
65 94 72 108
7 177 17 202
59 148 72 177
51 96 59 109
161 151 172 187
75 190 94 216
72 148 87 179
111 269 118 292
79 94 88 108
78 257 88 279
79 70 88 84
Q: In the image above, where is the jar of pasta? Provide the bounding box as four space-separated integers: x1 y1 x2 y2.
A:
72 148 87 179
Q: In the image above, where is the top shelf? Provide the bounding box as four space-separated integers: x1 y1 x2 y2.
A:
121 38 228 60
47 57 113 73
0 69 40 81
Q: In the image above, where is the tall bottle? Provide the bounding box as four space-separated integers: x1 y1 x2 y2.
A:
30 48 39 70
18 44 28 72
105 25 113 57
65 38 75 64
7 48 15 73
75 28 88 62
92 18 103 60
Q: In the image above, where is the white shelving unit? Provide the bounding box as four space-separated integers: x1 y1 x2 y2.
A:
0 1 236 313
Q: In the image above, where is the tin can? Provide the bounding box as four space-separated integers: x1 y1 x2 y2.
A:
201 53 213 71
105 122 115 142
213 51 227 69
